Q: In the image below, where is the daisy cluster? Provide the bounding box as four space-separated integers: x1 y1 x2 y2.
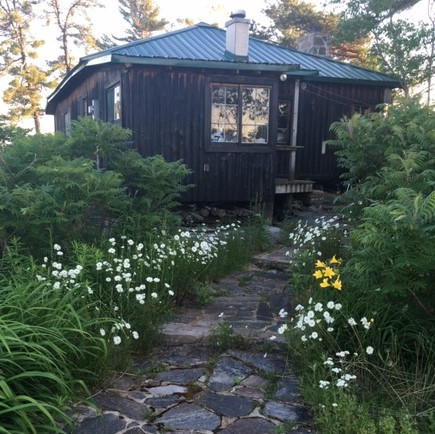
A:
37 244 141 345
293 298 342 341
38 223 242 348
287 216 347 260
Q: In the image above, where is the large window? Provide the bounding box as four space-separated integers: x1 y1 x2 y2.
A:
210 84 270 144
106 84 121 122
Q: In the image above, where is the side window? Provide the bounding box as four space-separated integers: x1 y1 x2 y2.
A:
277 101 291 144
79 97 88 117
64 111 71 133
106 84 121 123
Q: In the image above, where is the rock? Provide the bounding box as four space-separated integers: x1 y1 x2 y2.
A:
156 345 214 366
156 403 220 430
263 401 309 422
275 378 300 402
148 385 187 396
155 368 205 385
266 226 282 243
208 357 252 392
199 391 255 417
146 395 180 408
110 374 140 391
233 386 264 400
140 425 158 434
228 350 286 374
72 414 126 434
242 375 268 388
220 417 275 433
93 394 150 420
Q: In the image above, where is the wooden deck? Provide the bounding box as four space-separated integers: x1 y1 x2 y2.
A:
275 178 314 194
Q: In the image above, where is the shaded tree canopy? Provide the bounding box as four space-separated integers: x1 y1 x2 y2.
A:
0 0 54 132
254 0 371 65
116 0 168 41
46 0 101 77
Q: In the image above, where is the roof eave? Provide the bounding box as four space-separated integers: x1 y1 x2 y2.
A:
111 54 300 72
303 75 403 88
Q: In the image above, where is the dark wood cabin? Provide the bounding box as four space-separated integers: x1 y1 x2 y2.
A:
46 13 401 217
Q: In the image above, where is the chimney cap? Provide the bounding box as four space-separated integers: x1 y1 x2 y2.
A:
230 10 246 19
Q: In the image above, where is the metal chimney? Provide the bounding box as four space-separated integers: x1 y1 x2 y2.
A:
225 10 250 58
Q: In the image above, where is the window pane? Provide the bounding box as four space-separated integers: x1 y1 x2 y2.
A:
211 86 225 104
114 85 121 120
242 125 268 143
241 87 269 144
225 87 238 105
106 87 114 122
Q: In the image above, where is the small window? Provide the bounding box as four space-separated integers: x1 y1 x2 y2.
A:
79 97 88 117
64 111 71 133
210 84 270 145
277 101 291 144
106 84 121 122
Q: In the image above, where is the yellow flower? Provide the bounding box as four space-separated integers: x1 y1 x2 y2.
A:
332 278 342 291
330 255 340 264
313 270 323 279
323 267 336 278
315 260 326 268
320 278 330 288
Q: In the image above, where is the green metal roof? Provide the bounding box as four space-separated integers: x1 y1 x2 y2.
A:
46 22 401 111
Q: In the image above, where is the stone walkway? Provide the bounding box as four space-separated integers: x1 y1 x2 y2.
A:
69 248 313 434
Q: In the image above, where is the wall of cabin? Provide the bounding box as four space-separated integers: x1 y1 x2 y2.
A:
51 63 389 203
276 80 387 186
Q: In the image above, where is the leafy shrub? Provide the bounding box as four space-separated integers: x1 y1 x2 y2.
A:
329 97 435 211
0 117 191 256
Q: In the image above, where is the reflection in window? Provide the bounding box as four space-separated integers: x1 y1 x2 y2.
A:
210 84 270 145
277 101 291 144
106 84 121 123
211 85 239 142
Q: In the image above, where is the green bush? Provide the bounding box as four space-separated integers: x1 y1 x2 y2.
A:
0 117 191 256
329 97 435 211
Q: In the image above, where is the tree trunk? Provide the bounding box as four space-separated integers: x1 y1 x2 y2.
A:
33 111 41 134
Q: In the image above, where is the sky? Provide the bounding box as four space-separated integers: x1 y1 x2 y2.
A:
0 0 432 133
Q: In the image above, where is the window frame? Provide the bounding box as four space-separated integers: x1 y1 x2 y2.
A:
106 83 121 123
205 75 277 153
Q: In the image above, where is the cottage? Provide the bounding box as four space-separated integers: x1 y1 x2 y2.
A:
46 11 401 218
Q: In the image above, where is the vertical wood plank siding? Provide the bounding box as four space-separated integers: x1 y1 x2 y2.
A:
279 81 386 184
52 64 388 200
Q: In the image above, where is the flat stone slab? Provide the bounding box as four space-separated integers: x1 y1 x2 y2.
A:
162 323 212 344
145 395 180 408
148 385 186 396
220 417 276 433
263 401 309 422
93 394 149 420
208 357 252 392
242 375 268 388
228 350 286 374
72 414 126 434
109 374 141 391
156 403 220 430
275 378 300 402
199 391 255 417
125 427 158 434
253 247 290 271
233 386 264 400
154 345 214 367
155 368 204 385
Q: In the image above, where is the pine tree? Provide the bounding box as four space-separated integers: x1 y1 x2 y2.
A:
46 0 101 77
117 0 168 41
331 0 433 95
0 0 53 132
256 0 371 65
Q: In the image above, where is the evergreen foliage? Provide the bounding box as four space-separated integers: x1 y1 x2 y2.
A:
116 0 168 41
0 0 55 132
46 0 101 77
